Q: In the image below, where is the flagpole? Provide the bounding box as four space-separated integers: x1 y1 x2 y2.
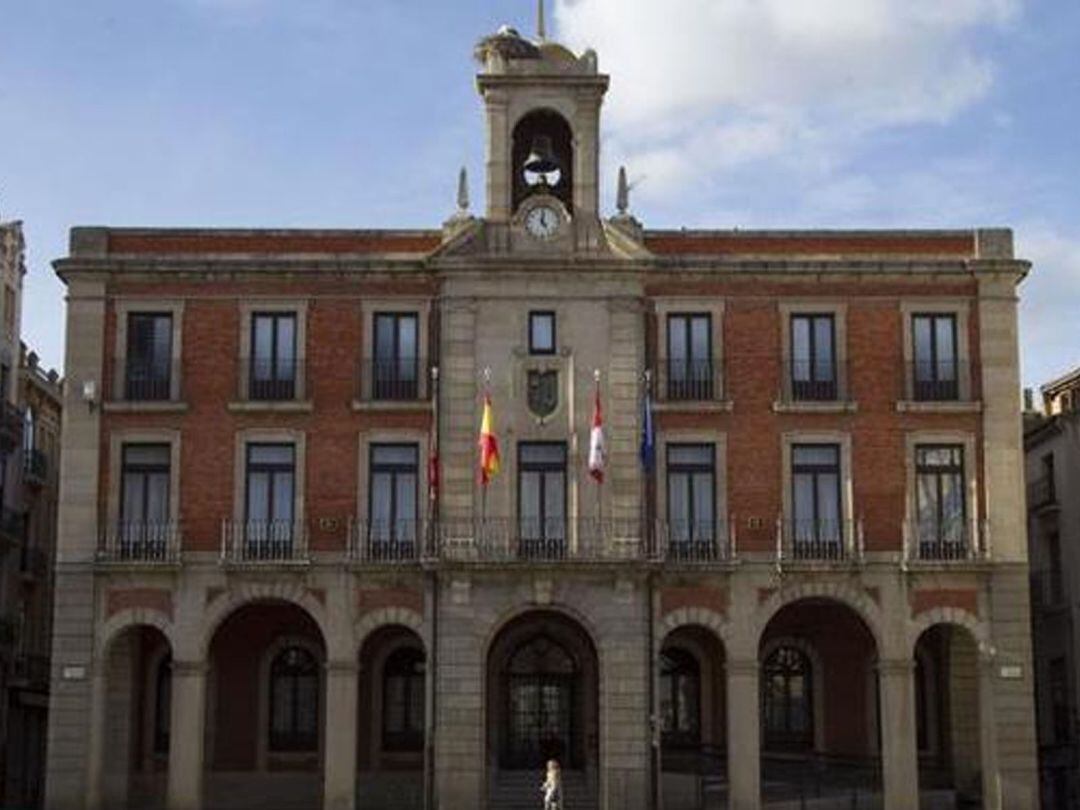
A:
481 367 491 532
594 369 603 530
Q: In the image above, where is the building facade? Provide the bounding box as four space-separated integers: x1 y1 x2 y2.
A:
1025 370 1080 810
45 25 1038 810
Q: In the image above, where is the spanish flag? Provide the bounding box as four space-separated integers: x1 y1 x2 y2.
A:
478 394 500 485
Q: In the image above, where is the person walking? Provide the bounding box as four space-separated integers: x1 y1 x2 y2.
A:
541 759 563 810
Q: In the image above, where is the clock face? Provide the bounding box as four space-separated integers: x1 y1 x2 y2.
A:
525 205 561 240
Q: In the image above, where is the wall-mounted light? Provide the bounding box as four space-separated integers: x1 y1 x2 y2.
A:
82 379 97 412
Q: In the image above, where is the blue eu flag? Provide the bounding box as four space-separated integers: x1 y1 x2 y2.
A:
640 387 655 473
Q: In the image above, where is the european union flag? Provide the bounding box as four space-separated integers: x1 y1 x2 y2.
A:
640 387 655 473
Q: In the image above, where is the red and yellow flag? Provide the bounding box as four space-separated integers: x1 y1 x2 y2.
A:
478 394 500 485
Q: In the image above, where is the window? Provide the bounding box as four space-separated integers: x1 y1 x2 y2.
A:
154 655 171 756
762 646 813 751
3 285 15 338
373 313 419 399
382 647 425 751
518 443 567 555
1050 657 1071 744
915 445 966 556
22 407 33 455
1048 532 1064 605
269 646 319 752
791 444 842 553
659 648 700 748
666 314 712 400
666 444 716 553
790 314 836 400
250 313 297 400
369 444 419 551
120 444 171 555
245 444 295 551
125 313 173 400
912 314 958 400
528 311 556 355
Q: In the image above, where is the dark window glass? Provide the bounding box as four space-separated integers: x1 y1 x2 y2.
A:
382 647 425 751
518 443 567 555
762 646 813 751
915 445 966 554
912 314 958 400
120 444 171 554
504 635 576 769
250 313 297 400
666 314 712 400
154 655 171 755
666 444 715 550
529 311 556 355
790 314 836 400
373 313 419 399
1050 657 1071 744
791 444 842 551
660 648 700 748
369 444 419 550
269 646 319 752
126 313 173 400
245 443 295 550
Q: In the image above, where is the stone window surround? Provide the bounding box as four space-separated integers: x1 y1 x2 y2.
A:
903 430 980 556
236 300 309 402
255 635 325 771
759 636 827 753
654 298 727 402
898 300 973 405
358 299 432 401
776 301 853 411
779 431 855 553
356 430 431 530
111 299 185 402
232 428 307 527
106 428 182 531
656 432 728 546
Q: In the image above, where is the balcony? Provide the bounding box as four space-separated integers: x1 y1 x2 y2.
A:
776 518 863 565
654 520 734 564
438 518 644 564
654 359 727 406
1028 476 1058 513
780 360 840 403
348 519 429 564
220 520 309 565
356 357 430 404
116 359 181 402
902 360 978 404
903 519 986 565
0 401 23 451
23 448 48 488
98 522 182 565
239 357 307 402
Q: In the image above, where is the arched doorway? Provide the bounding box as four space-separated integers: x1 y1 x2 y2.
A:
357 626 426 810
100 624 172 809
759 599 882 806
914 623 983 806
659 625 727 810
486 610 599 809
204 600 326 810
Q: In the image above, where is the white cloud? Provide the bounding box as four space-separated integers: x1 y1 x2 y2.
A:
1017 227 1080 387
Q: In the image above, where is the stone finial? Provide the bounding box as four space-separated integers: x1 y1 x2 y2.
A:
27 351 38 370
616 166 630 215
457 167 470 215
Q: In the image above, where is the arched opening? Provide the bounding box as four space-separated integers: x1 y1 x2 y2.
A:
204 600 325 810
357 626 426 810
914 623 983 807
659 625 727 810
100 624 172 809
759 599 881 806
486 610 598 808
512 109 574 213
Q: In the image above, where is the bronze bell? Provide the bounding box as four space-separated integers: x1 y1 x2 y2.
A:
523 135 561 176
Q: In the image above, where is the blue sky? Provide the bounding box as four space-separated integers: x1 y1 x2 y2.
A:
2 0 1078 390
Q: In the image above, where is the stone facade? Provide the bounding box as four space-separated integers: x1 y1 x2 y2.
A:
44 24 1038 810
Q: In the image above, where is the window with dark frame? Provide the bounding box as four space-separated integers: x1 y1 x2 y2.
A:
244 443 295 551
659 647 701 748
269 646 319 753
369 444 419 553
250 312 297 400
125 313 173 401
791 444 842 552
154 654 171 756
914 445 966 556
373 313 419 399
382 647 425 751
666 444 716 554
762 645 813 751
666 313 712 400
528 311 556 355
912 314 959 400
790 313 837 400
120 443 171 556
1048 532 1064 605
518 442 567 555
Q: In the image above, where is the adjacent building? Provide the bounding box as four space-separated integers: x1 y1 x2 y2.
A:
44 23 1038 810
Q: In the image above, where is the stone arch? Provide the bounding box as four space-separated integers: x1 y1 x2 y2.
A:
97 607 176 661
657 607 731 652
354 607 425 657
481 601 602 663
753 580 884 652
907 607 992 658
198 582 330 658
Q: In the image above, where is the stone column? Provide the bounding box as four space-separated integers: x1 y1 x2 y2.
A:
878 659 919 810
323 660 360 810
84 667 107 810
979 657 1003 810
726 658 760 810
167 661 207 810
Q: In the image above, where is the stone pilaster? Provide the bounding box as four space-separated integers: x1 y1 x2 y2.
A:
726 658 760 810
878 660 919 810
166 661 207 810
323 661 360 810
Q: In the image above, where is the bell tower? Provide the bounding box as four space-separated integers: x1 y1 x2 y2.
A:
474 21 609 252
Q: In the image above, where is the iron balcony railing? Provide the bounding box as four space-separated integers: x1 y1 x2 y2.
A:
220 519 309 564
0 401 23 450
98 522 182 563
240 357 305 401
438 517 644 563
780 360 841 403
357 357 429 402
655 359 725 403
776 517 863 563
655 519 734 563
902 518 986 563
116 358 181 402
1028 476 1057 511
347 519 431 563
23 447 48 486
907 360 975 402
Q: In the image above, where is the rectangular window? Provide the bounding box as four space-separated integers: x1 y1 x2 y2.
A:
120 444 171 555
373 313 419 399
250 313 297 400
791 444 842 554
369 444 419 551
666 444 716 555
245 443 295 551
790 314 836 400
666 314 712 400
1050 657 1071 744
915 445 966 557
125 313 173 400
528 311 556 355
518 442 567 556
912 314 958 400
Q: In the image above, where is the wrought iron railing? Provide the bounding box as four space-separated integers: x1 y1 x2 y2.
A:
780 359 840 402
438 518 644 562
903 518 985 563
358 357 429 402
655 520 733 563
98 522 182 563
241 357 305 401
655 359 724 403
220 519 309 563
907 360 975 402
348 519 430 563
116 359 181 402
776 517 862 563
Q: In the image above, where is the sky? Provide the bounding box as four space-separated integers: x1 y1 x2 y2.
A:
1 0 1078 388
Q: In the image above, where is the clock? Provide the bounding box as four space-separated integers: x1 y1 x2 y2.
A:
525 204 561 240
